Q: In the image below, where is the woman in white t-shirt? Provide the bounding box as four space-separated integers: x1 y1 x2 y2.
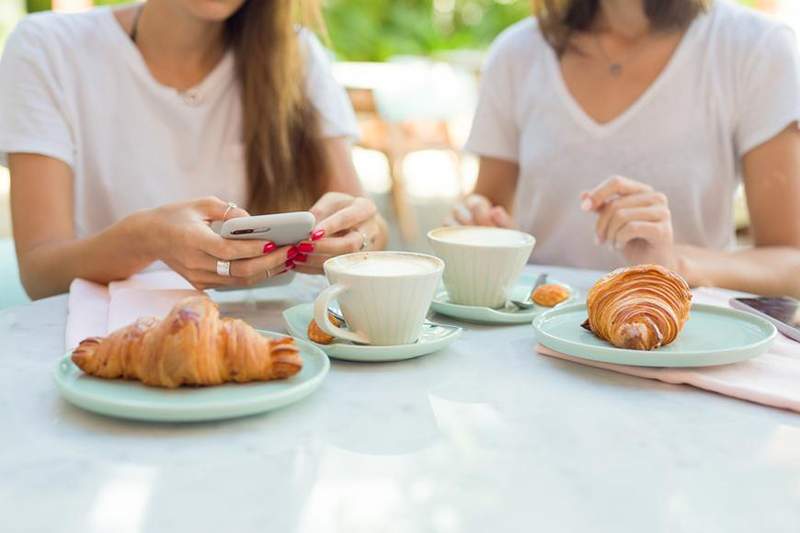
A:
458 0 800 296
0 0 388 299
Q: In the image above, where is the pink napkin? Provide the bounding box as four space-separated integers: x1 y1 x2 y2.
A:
537 287 800 414
65 270 200 350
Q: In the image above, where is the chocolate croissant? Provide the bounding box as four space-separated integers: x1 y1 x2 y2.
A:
72 296 303 388
583 264 692 350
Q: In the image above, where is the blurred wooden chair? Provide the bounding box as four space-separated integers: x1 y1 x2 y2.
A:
347 87 461 242
335 61 476 244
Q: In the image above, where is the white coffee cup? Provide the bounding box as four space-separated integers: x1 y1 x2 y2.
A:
313 251 444 346
427 226 535 308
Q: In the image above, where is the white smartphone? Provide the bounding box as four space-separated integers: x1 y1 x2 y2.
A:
216 211 315 244
729 296 800 342
212 211 315 290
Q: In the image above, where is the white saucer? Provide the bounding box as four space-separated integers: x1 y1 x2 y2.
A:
431 279 577 324
283 303 462 362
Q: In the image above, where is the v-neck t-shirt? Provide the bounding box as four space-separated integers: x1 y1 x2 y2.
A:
0 7 359 239
465 0 800 271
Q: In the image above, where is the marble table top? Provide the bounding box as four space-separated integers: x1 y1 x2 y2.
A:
1 265 799 533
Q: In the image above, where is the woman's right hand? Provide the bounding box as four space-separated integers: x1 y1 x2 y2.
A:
137 197 297 290
450 194 516 228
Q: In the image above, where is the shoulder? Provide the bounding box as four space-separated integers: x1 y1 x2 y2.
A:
706 0 796 55
296 27 333 65
5 8 110 55
480 17 550 89
485 18 547 67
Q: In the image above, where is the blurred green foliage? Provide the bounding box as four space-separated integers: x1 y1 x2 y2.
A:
22 0 529 61
13 0 776 62
323 0 529 61
26 0 127 11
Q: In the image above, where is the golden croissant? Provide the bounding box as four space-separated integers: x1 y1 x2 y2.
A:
583 264 692 350
72 296 303 388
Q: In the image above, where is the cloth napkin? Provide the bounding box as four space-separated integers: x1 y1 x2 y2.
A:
537 287 800 414
65 270 199 350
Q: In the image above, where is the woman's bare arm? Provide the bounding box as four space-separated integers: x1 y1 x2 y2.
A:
10 153 286 299
678 125 800 296
450 156 520 227
472 156 520 212
10 153 156 298
315 136 388 249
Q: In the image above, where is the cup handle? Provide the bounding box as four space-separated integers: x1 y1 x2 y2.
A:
312 283 370 344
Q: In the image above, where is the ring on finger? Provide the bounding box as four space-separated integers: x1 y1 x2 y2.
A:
222 201 237 220
358 229 370 251
216 260 231 277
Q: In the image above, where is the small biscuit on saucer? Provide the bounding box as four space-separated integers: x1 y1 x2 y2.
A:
307 313 343 345
531 284 570 307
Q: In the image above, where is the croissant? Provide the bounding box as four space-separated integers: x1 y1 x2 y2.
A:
71 296 303 388
583 264 692 350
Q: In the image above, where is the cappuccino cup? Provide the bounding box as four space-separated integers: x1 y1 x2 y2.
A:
427 226 535 308
313 252 444 345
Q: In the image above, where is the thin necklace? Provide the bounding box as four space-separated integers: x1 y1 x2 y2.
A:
593 31 649 78
130 4 143 43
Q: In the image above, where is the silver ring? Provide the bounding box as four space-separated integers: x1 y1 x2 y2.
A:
358 230 370 251
216 260 231 277
222 202 237 220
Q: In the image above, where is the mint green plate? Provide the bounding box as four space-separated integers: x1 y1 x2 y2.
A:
533 303 777 367
54 331 329 422
283 303 462 362
431 279 577 325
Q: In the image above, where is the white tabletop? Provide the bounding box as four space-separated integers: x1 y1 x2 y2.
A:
2 265 799 533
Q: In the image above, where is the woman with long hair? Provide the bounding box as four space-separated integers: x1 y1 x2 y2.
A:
457 0 800 296
0 0 387 299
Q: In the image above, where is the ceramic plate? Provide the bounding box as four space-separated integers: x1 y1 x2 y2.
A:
533 303 777 367
430 279 577 324
54 331 329 422
283 303 462 362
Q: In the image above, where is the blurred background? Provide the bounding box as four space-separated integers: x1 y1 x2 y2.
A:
0 0 796 306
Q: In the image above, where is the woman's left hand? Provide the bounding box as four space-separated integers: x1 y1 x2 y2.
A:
292 192 383 274
581 175 677 269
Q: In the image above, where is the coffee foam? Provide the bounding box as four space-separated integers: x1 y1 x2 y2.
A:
337 253 440 277
432 226 532 247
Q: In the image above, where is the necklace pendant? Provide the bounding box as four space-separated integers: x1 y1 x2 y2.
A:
609 63 623 77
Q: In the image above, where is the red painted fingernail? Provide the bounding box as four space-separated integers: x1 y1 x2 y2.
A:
310 229 325 241
262 242 276 254
284 260 296 269
287 246 298 260
295 253 308 263
297 242 314 253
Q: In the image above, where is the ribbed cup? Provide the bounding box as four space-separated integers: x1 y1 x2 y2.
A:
323 252 444 345
427 227 535 308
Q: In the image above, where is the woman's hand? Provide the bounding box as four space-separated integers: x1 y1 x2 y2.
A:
450 194 516 228
581 176 676 268
292 192 384 275
139 197 296 290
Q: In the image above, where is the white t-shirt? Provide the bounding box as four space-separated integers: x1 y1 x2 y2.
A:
0 7 359 239
465 0 800 271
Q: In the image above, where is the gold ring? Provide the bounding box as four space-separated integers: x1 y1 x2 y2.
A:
222 202 237 220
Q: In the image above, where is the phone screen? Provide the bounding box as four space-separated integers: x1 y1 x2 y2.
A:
736 297 800 328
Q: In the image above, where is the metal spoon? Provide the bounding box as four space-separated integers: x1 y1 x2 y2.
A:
509 273 548 310
326 307 458 332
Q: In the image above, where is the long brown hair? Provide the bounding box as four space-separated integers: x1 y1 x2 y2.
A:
533 0 711 54
225 1 328 214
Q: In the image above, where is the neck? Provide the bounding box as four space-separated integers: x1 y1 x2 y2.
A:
596 0 651 40
135 0 226 84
